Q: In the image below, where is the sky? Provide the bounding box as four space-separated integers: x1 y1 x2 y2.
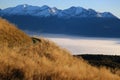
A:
0 0 120 18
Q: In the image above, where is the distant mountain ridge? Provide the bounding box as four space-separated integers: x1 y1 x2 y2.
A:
0 4 117 18
1 4 120 38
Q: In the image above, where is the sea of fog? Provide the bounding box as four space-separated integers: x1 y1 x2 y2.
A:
31 33 120 55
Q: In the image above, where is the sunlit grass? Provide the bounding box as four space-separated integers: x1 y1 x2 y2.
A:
0 18 119 80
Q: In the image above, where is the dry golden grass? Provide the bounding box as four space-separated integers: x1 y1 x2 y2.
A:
0 18 120 80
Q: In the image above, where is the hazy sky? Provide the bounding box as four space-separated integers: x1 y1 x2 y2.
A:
0 0 120 18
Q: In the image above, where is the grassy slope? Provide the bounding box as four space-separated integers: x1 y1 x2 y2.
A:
0 18 120 80
75 55 120 69
74 54 120 76
0 18 32 47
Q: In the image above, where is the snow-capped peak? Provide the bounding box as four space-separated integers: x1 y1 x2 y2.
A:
51 7 57 13
15 4 29 8
64 6 86 14
23 4 27 8
101 12 115 18
97 13 102 17
40 5 50 10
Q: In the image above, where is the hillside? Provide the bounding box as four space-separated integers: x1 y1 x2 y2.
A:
75 54 120 76
0 18 32 47
0 18 120 80
75 55 120 68
2 15 120 38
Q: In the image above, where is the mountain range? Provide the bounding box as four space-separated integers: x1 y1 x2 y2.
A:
0 4 120 37
0 4 117 18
